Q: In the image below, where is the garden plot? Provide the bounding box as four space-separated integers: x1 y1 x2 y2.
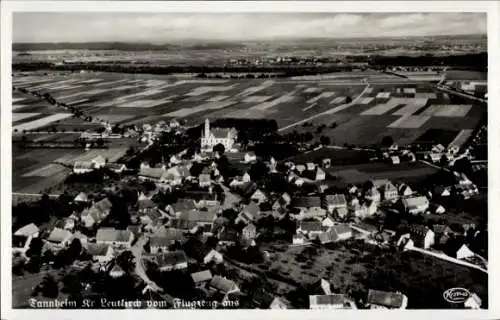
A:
236 80 275 97
449 129 474 148
107 88 166 105
303 87 322 93
388 115 431 129
12 113 40 122
432 105 472 117
12 104 28 111
79 79 103 84
307 92 335 104
331 96 347 104
66 98 90 106
165 100 237 117
118 97 173 108
392 98 428 116
361 99 404 115
302 102 318 111
12 113 72 132
185 84 238 97
242 95 272 103
143 79 168 87
12 97 28 103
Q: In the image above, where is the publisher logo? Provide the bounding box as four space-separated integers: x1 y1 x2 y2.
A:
443 288 470 304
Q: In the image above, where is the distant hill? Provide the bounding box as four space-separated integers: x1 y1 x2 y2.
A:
12 34 486 52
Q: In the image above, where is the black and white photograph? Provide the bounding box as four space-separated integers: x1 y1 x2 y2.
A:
1 1 498 316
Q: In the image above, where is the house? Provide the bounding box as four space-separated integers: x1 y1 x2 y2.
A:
333 207 349 219
322 158 332 168
138 167 167 183
163 166 184 186
149 228 186 254
297 221 323 237
309 294 354 309
402 196 429 215
390 156 400 165
295 164 306 174
107 163 127 173
191 270 213 288
455 244 475 260
80 197 112 228
403 225 435 249
73 161 94 174
292 196 322 210
236 202 260 225
295 207 327 220
244 152 257 164
315 167 326 181
322 216 336 228
329 224 353 241
174 210 217 230
74 192 89 203
155 250 189 272
13 223 40 255
218 228 239 246
323 194 347 213
166 199 197 216
433 204 446 214
398 184 413 197
70 231 89 249
242 223 257 241
464 293 482 309
203 249 224 264
198 173 212 188
250 189 267 204
209 275 240 296
292 234 308 245
270 297 291 309
46 228 73 250
378 181 398 202
353 201 378 218
434 185 452 197
96 228 134 249
86 243 114 264
366 289 408 309
306 162 315 171
91 155 107 168
109 263 125 278
200 119 237 152
351 223 379 238
137 198 156 213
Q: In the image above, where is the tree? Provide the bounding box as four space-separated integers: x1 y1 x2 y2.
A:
304 132 314 142
26 237 43 258
40 275 59 298
381 136 394 147
320 136 331 146
213 143 225 155
346 96 352 104
116 250 135 273
68 238 83 261
249 160 270 182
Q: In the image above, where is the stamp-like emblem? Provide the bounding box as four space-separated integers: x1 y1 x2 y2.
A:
443 288 471 304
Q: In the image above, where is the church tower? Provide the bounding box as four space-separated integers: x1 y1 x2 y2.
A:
204 118 210 138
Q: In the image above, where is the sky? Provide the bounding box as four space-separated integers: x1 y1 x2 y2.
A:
13 12 486 43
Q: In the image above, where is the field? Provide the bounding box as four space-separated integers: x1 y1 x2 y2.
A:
12 145 129 193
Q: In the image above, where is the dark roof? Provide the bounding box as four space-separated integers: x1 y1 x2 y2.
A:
183 238 212 261
12 235 28 248
137 199 156 210
252 289 275 308
299 221 323 232
86 243 111 256
175 210 217 229
244 202 260 218
150 228 186 247
310 294 346 305
291 196 321 208
219 228 239 242
209 275 238 293
367 289 405 308
191 270 213 283
155 250 188 268
171 199 197 213
96 228 132 243
94 198 113 213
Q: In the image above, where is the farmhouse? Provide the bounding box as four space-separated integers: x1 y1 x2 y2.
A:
367 289 408 309
96 228 134 249
398 225 435 249
107 163 127 173
250 189 268 204
86 243 114 264
13 223 40 255
155 250 189 272
138 167 167 183
309 294 354 309
198 173 212 188
149 228 186 254
209 275 240 296
402 196 429 214
174 210 217 230
191 270 213 288
201 119 237 152
377 180 398 202
80 198 112 228
323 194 347 213
46 227 73 250
73 161 94 174
398 184 413 197
244 152 257 163
297 221 324 237
74 192 89 203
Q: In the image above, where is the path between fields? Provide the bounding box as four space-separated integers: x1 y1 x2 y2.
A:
407 247 487 274
278 84 371 132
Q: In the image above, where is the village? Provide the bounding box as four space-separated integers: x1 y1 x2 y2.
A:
11 117 487 310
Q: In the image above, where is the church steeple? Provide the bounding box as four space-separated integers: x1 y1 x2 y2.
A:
204 118 210 137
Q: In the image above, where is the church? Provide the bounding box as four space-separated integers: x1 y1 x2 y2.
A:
200 119 238 152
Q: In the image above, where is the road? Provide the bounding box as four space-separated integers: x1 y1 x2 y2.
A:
435 85 487 103
407 247 487 274
131 236 163 292
278 83 371 132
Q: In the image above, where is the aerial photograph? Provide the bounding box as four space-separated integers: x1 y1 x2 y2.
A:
10 12 488 309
